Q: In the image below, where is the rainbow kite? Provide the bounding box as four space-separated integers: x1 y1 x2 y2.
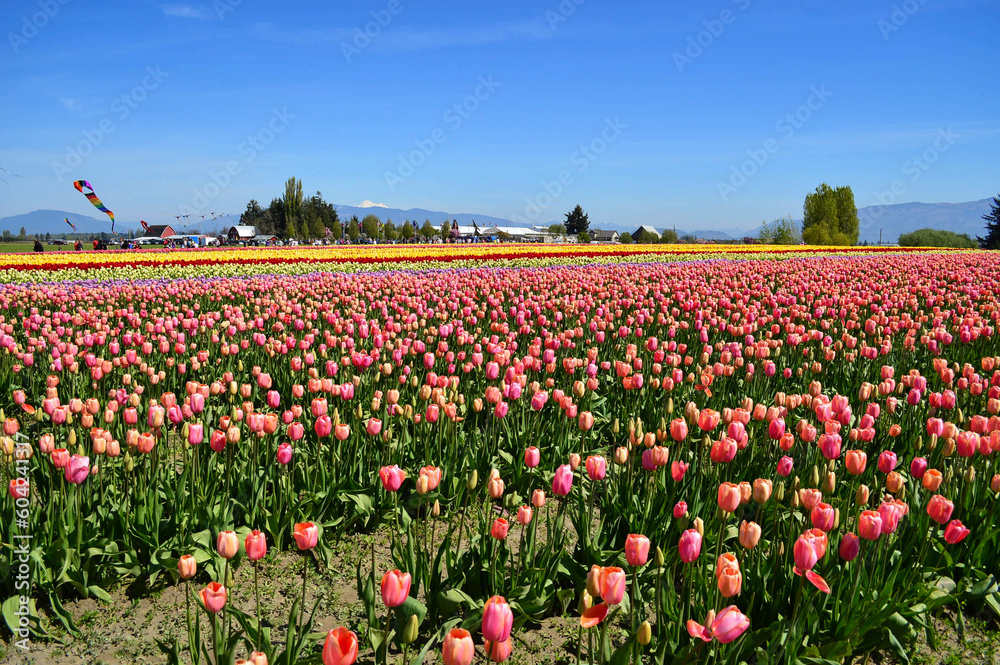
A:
72 180 116 233
65 217 76 231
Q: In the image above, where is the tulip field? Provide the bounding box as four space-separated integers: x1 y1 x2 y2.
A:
2 243 1000 665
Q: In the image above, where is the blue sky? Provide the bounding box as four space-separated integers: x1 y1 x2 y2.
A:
1 0 998 230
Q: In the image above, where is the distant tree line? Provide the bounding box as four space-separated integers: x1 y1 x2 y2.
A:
898 228 977 249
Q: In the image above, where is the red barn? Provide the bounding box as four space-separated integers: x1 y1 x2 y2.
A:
142 224 175 238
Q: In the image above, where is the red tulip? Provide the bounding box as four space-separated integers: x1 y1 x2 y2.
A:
625 533 650 567
293 522 318 550
322 627 358 665
442 628 475 665
380 569 411 607
200 581 227 613
926 494 954 525
943 519 970 544
245 530 267 561
379 465 406 492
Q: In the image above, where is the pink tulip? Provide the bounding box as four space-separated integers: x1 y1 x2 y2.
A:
552 464 573 496
482 595 514 642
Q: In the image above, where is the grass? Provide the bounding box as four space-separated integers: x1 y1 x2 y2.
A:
0 242 75 253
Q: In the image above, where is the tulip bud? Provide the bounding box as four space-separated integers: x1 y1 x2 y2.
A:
578 590 593 614
855 484 870 506
693 517 704 537
637 621 652 646
965 466 976 484
125 453 134 472
612 418 620 435
655 546 665 567
68 430 77 446
586 565 602 597
467 470 478 491
403 614 419 644
432 500 441 518
775 481 785 502
823 472 836 494
810 465 820 488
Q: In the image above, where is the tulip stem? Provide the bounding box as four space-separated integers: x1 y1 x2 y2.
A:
210 612 219 665
254 563 261 651
299 554 308 631
184 581 194 662
383 609 394 665
575 624 584 665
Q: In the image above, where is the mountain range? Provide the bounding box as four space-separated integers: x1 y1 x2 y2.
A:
0 198 992 244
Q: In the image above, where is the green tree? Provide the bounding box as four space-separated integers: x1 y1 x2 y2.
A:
548 223 567 236
978 195 1000 249
659 228 679 244
578 231 591 243
330 219 343 240
899 228 978 248
2 230 10 240
400 221 415 240
635 228 659 244
384 220 398 241
803 184 858 245
619 232 633 244
264 197 286 237
309 210 325 240
420 220 437 240
758 216 802 245
283 177 304 237
347 217 360 241
362 214 381 239
441 220 451 241
240 199 265 228
18 227 25 238
564 205 590 235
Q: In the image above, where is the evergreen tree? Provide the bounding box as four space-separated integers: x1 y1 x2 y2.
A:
564 205 590 235
330 219 343 240
978 194 1000 250
240 199 265 228
347 218 360 241
400 221 415 240
441 220 451 241
420 220 437 240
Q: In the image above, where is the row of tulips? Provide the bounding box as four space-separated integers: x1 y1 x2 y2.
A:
0 243 960 284
2 252 1000 664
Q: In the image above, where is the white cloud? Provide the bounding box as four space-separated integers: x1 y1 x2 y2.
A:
161 4 209 19
60 97 82 112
